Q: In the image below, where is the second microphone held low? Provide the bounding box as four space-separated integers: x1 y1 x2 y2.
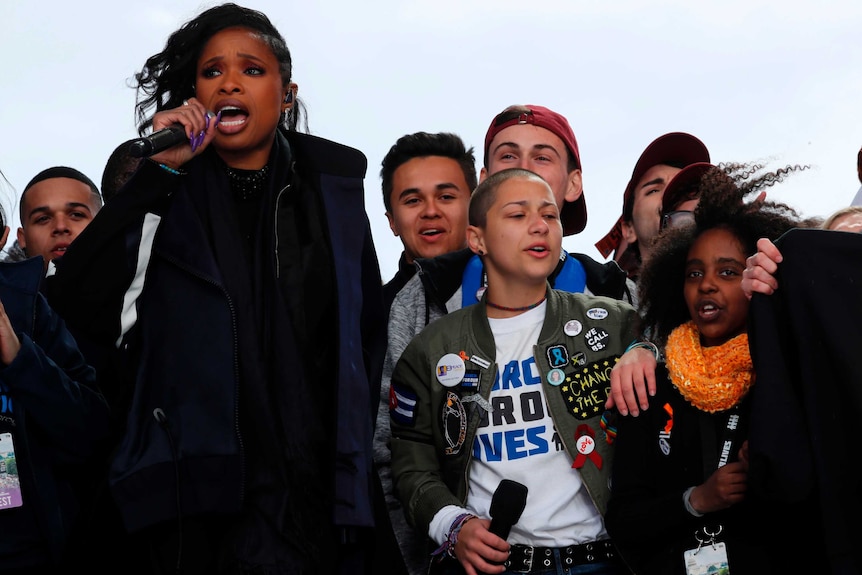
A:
488 479 529 540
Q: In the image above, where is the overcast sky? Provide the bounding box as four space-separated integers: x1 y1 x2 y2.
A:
2 0 860 280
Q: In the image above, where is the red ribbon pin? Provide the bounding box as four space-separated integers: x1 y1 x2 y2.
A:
571 424 603 470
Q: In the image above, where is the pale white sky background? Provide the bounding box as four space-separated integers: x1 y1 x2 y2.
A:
1 0 860 281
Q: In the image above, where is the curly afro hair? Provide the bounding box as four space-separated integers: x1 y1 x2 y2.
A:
638 162 808 347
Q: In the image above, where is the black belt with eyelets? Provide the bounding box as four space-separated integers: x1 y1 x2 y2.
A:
504 540 618 573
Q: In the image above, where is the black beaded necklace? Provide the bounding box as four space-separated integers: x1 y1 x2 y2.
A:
225 164 270 201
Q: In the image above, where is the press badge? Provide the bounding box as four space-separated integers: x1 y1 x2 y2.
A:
0 432 24 510
683 541 729 575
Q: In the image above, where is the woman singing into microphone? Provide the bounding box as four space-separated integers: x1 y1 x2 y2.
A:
46 4 386 573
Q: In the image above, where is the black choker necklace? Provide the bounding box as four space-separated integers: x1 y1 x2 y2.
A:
225 164 270 201
485 296 546 312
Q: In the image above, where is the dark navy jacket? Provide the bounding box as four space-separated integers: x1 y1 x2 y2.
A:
46 131 386 534
748 228 862 574
0 256 107 567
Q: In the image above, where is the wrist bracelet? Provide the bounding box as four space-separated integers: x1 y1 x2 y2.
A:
432 512 477 560
148 159 187 176
683 486 704 517
625 339 662 362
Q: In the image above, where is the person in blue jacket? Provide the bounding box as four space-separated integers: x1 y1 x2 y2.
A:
44 4 386 574
0 171 109 573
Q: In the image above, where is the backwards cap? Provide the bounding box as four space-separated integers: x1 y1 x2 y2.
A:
661 162 715 215
484 105 585 235
595 132 709 258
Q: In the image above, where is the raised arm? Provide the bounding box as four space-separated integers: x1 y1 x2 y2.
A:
741 237 783 299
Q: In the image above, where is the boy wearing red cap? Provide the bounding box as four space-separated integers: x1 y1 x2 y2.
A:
390 169 636 575
376 105 639 574
596 133 710 282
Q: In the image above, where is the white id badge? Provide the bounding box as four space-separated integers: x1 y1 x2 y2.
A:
0 432 24 510
683 541 729 575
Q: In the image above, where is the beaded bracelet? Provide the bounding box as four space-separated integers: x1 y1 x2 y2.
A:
148 159 187 176
432 512 477 560
683 486 704 517
625 339 662 362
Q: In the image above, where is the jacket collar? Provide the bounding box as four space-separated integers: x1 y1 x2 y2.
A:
465 282 563 352
414 248 475 311
568 253 627 299
0 255 46 294
415 249 630 313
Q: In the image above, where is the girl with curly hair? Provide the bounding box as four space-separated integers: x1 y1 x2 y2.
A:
604 163 822 574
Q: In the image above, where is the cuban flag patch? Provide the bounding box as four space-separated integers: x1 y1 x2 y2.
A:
390 383 418 427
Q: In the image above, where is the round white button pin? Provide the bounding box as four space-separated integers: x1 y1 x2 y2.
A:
564 320 582 336
436 353 466 387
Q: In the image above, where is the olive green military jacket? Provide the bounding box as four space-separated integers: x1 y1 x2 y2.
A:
390 286 639 535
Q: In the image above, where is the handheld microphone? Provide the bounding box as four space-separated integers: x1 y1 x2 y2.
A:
128 125 189 158
487 479 528 540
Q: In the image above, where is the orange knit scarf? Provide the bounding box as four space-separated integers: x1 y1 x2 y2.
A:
665 321 754 413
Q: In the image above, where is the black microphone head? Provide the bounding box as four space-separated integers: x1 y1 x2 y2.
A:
128 139 151 158
128 125 188 158
489 479 528 525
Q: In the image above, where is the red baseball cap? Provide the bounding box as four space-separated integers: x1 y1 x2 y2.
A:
484 105 585 235
661 162 715 215
595 132 709 258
